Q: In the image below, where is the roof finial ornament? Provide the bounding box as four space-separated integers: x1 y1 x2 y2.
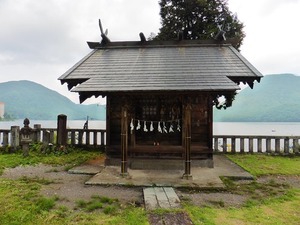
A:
99 19 110 45
214 23 226 41
139 32 146 42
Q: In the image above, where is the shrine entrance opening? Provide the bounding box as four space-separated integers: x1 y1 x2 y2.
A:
133 96 182 146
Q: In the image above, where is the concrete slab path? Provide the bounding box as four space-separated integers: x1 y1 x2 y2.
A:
72 155 253 189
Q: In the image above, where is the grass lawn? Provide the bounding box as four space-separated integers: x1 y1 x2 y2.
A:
0 147 149 225
0 149 299 225
0 146 100 175
0 178 149 225
226 154 300 176
183 154 300 225
185 189 300 225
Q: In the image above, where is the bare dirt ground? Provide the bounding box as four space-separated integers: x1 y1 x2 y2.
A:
1 164 300 224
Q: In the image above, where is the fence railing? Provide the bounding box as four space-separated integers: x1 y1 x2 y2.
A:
213 135 300 154
1 127 300 154
0 129 10 147
0 127 106 148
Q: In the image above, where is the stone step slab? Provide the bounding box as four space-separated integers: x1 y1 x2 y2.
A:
143 187 181 210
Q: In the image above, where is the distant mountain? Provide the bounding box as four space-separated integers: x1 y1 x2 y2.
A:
0 80 105 120
2 74 299 122
214 74 300 122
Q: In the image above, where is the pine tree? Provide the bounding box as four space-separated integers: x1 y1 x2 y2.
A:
154 0 245 50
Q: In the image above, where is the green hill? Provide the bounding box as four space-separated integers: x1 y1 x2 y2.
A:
2 74 299 122
214 74 300 122
0 80 105 120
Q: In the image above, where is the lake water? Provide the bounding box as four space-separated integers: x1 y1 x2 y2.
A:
1 120 300 136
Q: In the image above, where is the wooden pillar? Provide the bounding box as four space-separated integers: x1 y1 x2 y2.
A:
120 105 128 176
57 114 67 146
183 102 192 179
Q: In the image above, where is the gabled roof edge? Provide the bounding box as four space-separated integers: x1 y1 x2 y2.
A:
228 46 263 78
58 49 97 81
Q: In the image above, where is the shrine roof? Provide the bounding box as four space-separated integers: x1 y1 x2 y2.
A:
59 40 262 102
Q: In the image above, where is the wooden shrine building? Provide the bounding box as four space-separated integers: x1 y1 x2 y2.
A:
59 27 262 177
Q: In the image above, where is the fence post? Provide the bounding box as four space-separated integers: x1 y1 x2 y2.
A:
223 138 227 153
266 138 271 153
42 130 50 146
249 138 253 153
240 138 245 153
257 138 262 153
293 138 299 153
70 130 76 145
78 131 83 145
50 130 55 144
57 114 67 147
10 126 20 151
101 131 105 146
214 137 218 152
3 131 9 147
33 124 41 142
275 138 280 153
284 137 289 154
86 131 90 145
231 137 236 153
93 131 97 146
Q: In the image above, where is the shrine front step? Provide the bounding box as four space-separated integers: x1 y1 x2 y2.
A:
131 159 184 170
143 187 181 210
130 158 213 169
105 158 214 169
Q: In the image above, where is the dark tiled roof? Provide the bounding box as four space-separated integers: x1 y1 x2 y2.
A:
59 41 262 99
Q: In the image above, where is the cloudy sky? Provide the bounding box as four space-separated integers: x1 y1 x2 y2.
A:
0 0 299 104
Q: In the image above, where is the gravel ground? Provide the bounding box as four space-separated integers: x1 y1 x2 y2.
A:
1 164 300 215
1 164 143 209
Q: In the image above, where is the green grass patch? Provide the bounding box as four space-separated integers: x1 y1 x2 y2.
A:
226 154 300 176
0 147 101 175
106 207 149 225
0 178 58 225
184 189 300 225
75 195 119 214
220 176 291 204
0 177 149 225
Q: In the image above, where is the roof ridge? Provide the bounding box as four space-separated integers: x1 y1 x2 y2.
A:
87 39 237 49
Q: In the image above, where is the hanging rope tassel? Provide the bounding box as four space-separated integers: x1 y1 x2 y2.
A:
150 121 154 132
136 120 141 130
169 124 174 133
177 120 181 131
130 119 134 131
143 121 148 132
163 122 168 133
158 121 162 133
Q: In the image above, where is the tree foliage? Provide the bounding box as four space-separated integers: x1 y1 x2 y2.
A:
155 0 245 50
